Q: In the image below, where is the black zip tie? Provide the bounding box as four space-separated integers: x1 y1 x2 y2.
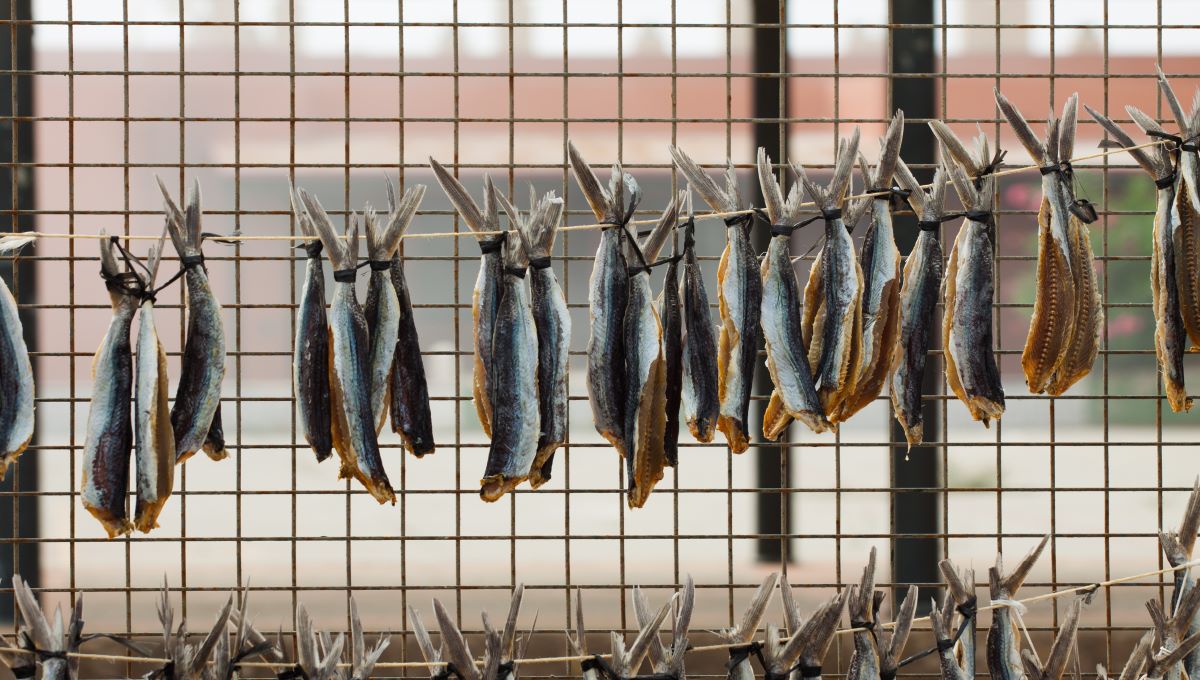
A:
726 641 765 673
723 211 757 230
276 663 307 680
478 234 505 254
799 664 822 678
1148 129 1200 154
144 660 176 680
963 209 994 226
917 220 942 232
623 224 653 277
1156 173 1177 189
495 660 516 680
896 601 977 670
529 256 552 270
821 208 842 221
1038 161 1099 224
300 240 322 259
200 231 241 245
973 149 1007 189
333 268 358 283
368 259 391 272
868 185 912 211
11 667 33 679
505 266 528 279
682 215 696 251
179 253 205 268
433 662 465 680
1070 199 1098 224
580 656 604 673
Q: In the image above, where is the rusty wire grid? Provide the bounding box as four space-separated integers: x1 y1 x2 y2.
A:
1 0 1199 678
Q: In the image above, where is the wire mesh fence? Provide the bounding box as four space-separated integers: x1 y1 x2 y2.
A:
2 0 1200 678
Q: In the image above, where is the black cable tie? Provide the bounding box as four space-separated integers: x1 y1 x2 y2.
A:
725 641 765 672
1156 172 1178 190
850 619 875 631
820 208 842 221
964 209 994 225
495 660 515 680
478 234 505 254
918 220 942 232
529 256 553 270
973 149 1007 189
300 240 322 259
762 671 791 680
145 660 176 680
179 253 205 268
771 224 797 237
368 259 391 272
1148 129 1200 154
627 264 650 277
333 268 358 283
723 212 756 230
505 266 528 279
276 663 308 680
880 671 897 680
955 596 978 620
799 664 822 678
936 639 957 652
11 666 34 679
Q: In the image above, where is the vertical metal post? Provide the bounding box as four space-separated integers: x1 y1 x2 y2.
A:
752 0 788 562
0 0 38 614
888 0 940 607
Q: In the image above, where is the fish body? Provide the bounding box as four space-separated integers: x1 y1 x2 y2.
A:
1043 173 1102 396
389 254 436 456
715 217 762 452
944 213 1005 424
1155 68 1200 348
157 179 227 463
363 209 406 433
587 229 629 455
847 549 881 680
760 232 826 433
0 240 34 479
133 245 174 533
985 537 1049 680
293 238 333 461
528 261 569 485
660 255 683 466
81 277 137 538
679 229 719 443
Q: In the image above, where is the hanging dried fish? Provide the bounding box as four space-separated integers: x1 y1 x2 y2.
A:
479 222 539 502
291 191 333 462
0 235 33 480
500 187 568 488
676 204 719 444
939 148 1006 425
889 160 948 448
133 239 175 533
363 197 414 433
157 179 228 462
386 180 436 456
660 222 683 467
623 193 682 508
668 145 759 453
12 575 83 680
300 190 396 505
1087 104 1190 412
430 159 504 438
995 91 1101 395
1155 68 1200 349
570 142 636 457
839 113 905 421
82 233 139 537
796 128 864 418
754 147 827 439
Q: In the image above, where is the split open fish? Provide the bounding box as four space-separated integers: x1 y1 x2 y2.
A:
996 91 1101 395
754 147 827 439
1155 68 1200 350
503 187 568 488
291 191 333 462
386 179 435 456
676 203 719 444
430 159 504 438
839 112 905 421
1087 104 1190 411
931 126 1006 424
479 213 539 502
796 127 864 418
157 178 228 462
300 190 395 505
570 141 636 457
668 145 758 452
0 235 33 480
889 160 948 448
133 237 175 533
622 193 682 508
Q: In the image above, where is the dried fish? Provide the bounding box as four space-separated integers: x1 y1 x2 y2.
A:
796 128 864 418
768 580 848 680
435 586 538 680
154 584 234 680
134 238 175 533
889 160 948 448
1155 68 1200 349
363 201 410 433
1090 104 1191 411
846 549 883 680
623 194 682 508
0 235 33 480
501 187 568 488
660 229 683 467
1145 588 1200 680
936 137 1006 425
717 572 779 680
157 179 228 462
985 535 1048 680
386 180 436 456
996 91 1101 395
677 205 719 444
1158 479 1200 680
292 603 346 680
1016 598 1082 680
430 159 505 438
570 142 636 457
936 558 977 680
291 191 333 462
1097 632 1151 680
606 590 675 680
839 113 905 421
878 584 918 680
754 147 828 438
479 220 539 502
300 190 396 505
81 234 137 538
634 577 694 680
668 145 759 453
13 575 83 680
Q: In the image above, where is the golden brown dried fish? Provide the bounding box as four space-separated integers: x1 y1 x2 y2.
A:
1087 104 1190 411
1155 67 1200 349
677 205 719 444
133 238 175 533
430 159 504 438
669 145 759 452
838 112 904 421
754 147 827 437
795 128 864 418
570 142 636 457
889 160 948 448
0 235 33 480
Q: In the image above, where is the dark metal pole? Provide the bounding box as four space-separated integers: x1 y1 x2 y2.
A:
0 0 38 616
888 0 940 609
752 0 788 562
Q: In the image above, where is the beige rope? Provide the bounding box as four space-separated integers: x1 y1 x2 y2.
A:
1 139 1169 246
0 556 1194 669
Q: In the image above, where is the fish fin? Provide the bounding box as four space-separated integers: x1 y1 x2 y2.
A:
1040 598 1082 680
568 588 588 656
724 572 779 643
939 559 977 609
299 189 350 269
790 589 849 668
669 145 739 213
408 606 445 673
675 577 695 642
1157 66 1192 135
1022 648 1045 680
892 158 925 215
1058 93 1079 161
1177 477 1200 556
1084 104 1162 178
628 593 676 673
848 547 878 624
430 157 490 234
780 574 803 633
500 584 525 659
382 184 425 253
928 120 981 176
1117 631 1152 680
995 88 1048 163
435 599 483 680
633 587 668 668
0 234 34 255
994 534 1050 597
756 147 786 224
874 110 904 188
641 191 683 263
568 141 612 221
885 585 919 665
